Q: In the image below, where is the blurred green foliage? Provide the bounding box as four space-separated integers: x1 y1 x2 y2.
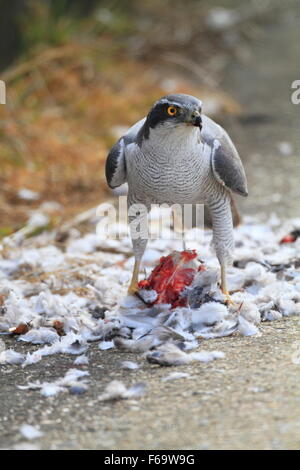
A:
0 0 137 69
1 0 227 71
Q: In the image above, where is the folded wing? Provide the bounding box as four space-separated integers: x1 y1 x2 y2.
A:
105 118 146 189
201 114 248 197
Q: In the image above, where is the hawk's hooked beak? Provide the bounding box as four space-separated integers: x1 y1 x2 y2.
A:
188 110 202 130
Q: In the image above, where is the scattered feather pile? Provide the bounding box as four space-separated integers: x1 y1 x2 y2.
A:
0 212 299 389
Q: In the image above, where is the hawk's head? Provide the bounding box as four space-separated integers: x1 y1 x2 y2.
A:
144 94 202 138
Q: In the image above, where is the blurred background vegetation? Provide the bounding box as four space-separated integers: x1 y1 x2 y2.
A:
0 0 299 237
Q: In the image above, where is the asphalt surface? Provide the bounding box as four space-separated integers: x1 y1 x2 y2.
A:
0 317 300 450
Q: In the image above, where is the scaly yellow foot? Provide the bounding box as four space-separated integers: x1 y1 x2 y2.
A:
221 289 234 305
128 281 139 295
220 264 234 305
127 259 141 295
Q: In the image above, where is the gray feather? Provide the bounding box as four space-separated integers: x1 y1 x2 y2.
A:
105 118 146 189
201 115 248 197
105 139 126 188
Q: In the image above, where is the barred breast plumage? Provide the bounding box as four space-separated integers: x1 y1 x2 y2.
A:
126 126 218 206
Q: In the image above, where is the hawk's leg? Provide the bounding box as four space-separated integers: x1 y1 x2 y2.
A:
220 263 233 304
128 258 142 295
127 200 149 295
209 192 234 305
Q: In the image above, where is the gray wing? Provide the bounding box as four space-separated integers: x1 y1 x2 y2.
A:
201 114 248 197
105 118 146 189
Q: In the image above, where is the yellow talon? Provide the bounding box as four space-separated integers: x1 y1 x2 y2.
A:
222 290 234 305
127 259 141 295
220 264 234 305
127 282 139 295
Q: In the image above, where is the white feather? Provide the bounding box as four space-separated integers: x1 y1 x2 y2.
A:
19 424 43 440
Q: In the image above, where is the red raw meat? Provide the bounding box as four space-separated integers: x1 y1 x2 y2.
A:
138 250 202 308
280 230 300 244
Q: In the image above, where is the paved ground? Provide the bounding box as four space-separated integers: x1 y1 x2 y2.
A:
1 317 300 450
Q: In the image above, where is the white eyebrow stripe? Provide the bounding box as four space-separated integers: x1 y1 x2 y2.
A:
159 98 202 108
160 99 183 107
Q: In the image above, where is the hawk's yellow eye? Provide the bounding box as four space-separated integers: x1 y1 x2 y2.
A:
167 106 177 116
